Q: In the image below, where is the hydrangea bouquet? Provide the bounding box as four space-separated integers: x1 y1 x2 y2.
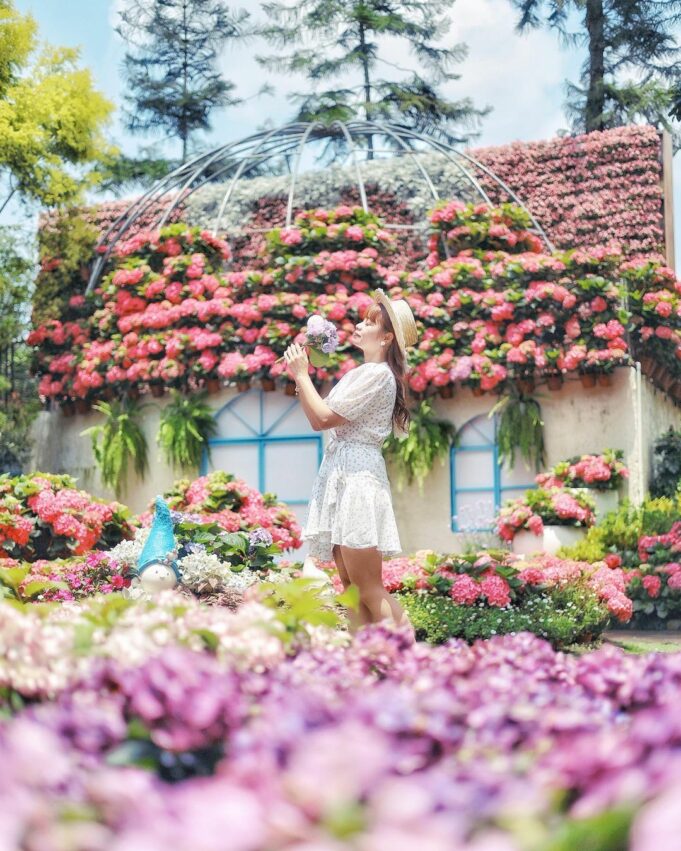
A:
276 314 339 367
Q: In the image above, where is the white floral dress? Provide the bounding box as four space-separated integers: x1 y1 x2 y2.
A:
302 361 402 561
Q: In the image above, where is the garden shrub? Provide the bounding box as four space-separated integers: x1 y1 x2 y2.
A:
399 584 609 647
650 427 681 498
0 472 134 561
561 497 679 566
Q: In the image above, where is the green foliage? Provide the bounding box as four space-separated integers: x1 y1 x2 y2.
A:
561 497 679 565
82 400 150 497
543 808 634 851
33 208 99 324
0 564 65 606
0 346 39 471
0 223 39 470
0 1 114 209
651 427 681 498
96 151 177 195
257 577 345 645
0 225 33 345
174 518 281 572
510 0 681 135
491 389 545 471
383 399 458 491
116 0 251 161
257 0 487 153
157 391 218 472
399 583 609 647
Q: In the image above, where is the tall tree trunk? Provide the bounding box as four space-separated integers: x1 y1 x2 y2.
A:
358 21 374 160
181 0 189 162
585 0 606 132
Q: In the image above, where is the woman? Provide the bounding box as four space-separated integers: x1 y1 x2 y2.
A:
283 288 418 629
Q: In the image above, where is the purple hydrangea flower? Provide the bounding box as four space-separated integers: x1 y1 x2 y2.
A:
248 528 273 549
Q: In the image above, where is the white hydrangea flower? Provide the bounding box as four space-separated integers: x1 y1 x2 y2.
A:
183 151 482 235
178 551 257 594
106 527 150 570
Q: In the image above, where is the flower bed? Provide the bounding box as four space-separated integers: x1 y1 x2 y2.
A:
0 592 679 847
0 472 134 561
155 471 302 552
558 496 681 629
32 201 672 405
536 449 629 490
496 486 596 542
322 549 630 644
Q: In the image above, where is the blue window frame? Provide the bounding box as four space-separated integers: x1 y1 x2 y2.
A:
201 389 323 511
450 414 535 532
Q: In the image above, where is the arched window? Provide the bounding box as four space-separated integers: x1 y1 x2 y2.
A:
202 390 323 541
450 414 535 532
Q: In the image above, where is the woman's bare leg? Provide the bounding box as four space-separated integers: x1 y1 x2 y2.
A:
332 544 370 630
339 545 407 626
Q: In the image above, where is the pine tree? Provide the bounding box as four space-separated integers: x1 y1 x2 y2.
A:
509 0 681 133
117 0 251 162
257 0 488 157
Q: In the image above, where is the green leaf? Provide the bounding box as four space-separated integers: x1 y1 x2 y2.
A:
192 628 219 651
308 348 332 367
0 566 30 592
21 580 66 599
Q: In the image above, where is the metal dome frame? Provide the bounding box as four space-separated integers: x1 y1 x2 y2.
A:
86 119 554 293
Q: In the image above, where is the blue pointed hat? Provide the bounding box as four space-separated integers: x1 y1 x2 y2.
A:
137 497 180 579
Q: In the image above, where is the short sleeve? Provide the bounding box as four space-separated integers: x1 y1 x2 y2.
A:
326 364 394 422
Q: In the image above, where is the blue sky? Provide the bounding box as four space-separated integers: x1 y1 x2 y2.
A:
13 0 681 260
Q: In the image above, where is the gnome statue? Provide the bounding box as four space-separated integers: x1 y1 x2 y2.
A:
135 496 181 593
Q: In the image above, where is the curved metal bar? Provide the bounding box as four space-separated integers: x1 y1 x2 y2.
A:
368 121 553 252
157 145 237 231
285 121 322 226
452 146 555 251
332 120 369 213
371 123 440 203
86 140 260 292
212 124 303 236
87 119 556 292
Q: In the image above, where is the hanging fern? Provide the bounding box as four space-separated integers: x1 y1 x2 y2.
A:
81 400 149 497
491 389 545 471
383 399 458 492
157 391 218 471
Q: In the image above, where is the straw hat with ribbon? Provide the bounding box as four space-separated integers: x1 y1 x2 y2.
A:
374 289 418 357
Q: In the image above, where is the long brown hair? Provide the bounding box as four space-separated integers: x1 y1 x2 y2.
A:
366 303 411 433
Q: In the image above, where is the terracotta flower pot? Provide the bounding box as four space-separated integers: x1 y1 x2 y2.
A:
516 378 535 395
640 355 655 377
128 387 140 401
580 373 597 389
661 372 677 393
61 401 75 418
438 384 454 399
597 373 613 388
546 374 563 391
75 399 90 415
150 383 165 398
261 378 276 392
471 386 484 397
652 363 667 384
284 381 297 397
236 379 251 392
103 386 115 401
205 378 221 394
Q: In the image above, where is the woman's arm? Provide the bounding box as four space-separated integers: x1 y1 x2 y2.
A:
284 343 348 431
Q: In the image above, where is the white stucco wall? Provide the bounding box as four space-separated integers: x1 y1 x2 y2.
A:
29 366 681 556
